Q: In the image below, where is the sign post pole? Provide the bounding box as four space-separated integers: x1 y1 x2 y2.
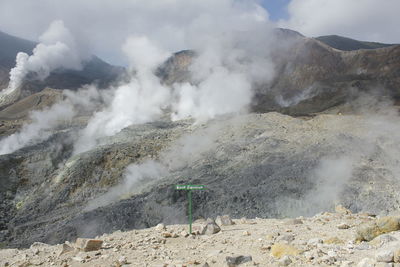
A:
175 184 205 234
188 190 192 234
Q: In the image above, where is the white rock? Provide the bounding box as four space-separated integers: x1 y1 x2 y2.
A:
357 258 376 267
356 243 371 250
278 255 292 266
337 223 350 229
307 238 323 247
215 215 234 226
278 234 295 243
327 250 338 258
340 261 354 267
375 263 394 267
155 223 166 231
118 256 128 264
376 249 394 263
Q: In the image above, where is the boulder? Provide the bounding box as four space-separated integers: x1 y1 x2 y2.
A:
202 220 221 235
375 249 394 263
226 255 252 267
357 258 376 267
356 217 400 242
216 215 234 226
75 238 103 252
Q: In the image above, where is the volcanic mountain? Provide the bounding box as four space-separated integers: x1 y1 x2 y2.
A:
0 28 400 249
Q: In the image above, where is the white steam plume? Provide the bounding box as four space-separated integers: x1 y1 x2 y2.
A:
85 119 228 211
0 20 83 108
73 1 275 154
0 86 104 155
73 36 170 154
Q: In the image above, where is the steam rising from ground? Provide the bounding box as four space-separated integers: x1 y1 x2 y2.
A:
73 1 275 154
0 87 104 155
278 99 400 216
85 120 226 211
0 20 84 109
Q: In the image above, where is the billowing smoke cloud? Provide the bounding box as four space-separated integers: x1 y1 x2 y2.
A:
0 20 83 108
0 86 104 155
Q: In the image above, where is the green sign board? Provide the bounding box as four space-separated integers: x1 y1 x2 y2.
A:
175 184 205 190
175 184 205 234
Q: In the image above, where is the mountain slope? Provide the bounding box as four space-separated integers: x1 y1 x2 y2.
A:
157 30 400 115
316 35 395 51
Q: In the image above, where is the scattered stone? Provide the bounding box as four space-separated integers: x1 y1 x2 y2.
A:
324 237 344 245
242 231 250 236
307 238 323 247
376 249 394 263
357 258 376 267
393 248 400 262
58 243 75 256
284 219 303 225
278 255 292 266
215 215 234 226
71 256 84 262
155 223 166 231
355 242 371 250
180 230 189 237
335 205 352 215
201 220 221 235
375 263 394 267
338 223 351 229
370 234 398 246
278 234 295 243
162 232 173 238
118 256 128 264
271 243 300 258
75 238 103 252
356 216 400 242
30 242 50 249
226 255 252 267
341 260 354 267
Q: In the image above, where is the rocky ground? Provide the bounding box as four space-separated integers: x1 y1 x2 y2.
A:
3 208 400 267
2 109 400 248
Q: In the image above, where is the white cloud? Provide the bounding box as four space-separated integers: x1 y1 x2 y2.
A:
280 0 400 43
0 0 270 65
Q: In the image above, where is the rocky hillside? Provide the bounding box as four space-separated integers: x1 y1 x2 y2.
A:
3 211 400 266
2 111 400 248
316 35 395 51
157 29 400 116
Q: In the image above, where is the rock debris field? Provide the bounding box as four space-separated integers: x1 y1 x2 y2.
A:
3 207 400 267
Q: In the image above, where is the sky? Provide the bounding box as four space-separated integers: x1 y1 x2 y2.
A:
260 0 291 21
0 0 399 65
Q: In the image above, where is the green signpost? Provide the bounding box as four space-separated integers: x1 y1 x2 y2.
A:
175 184 205 234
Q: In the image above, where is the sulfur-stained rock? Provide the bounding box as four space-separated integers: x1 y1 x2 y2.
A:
271 243 301 258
